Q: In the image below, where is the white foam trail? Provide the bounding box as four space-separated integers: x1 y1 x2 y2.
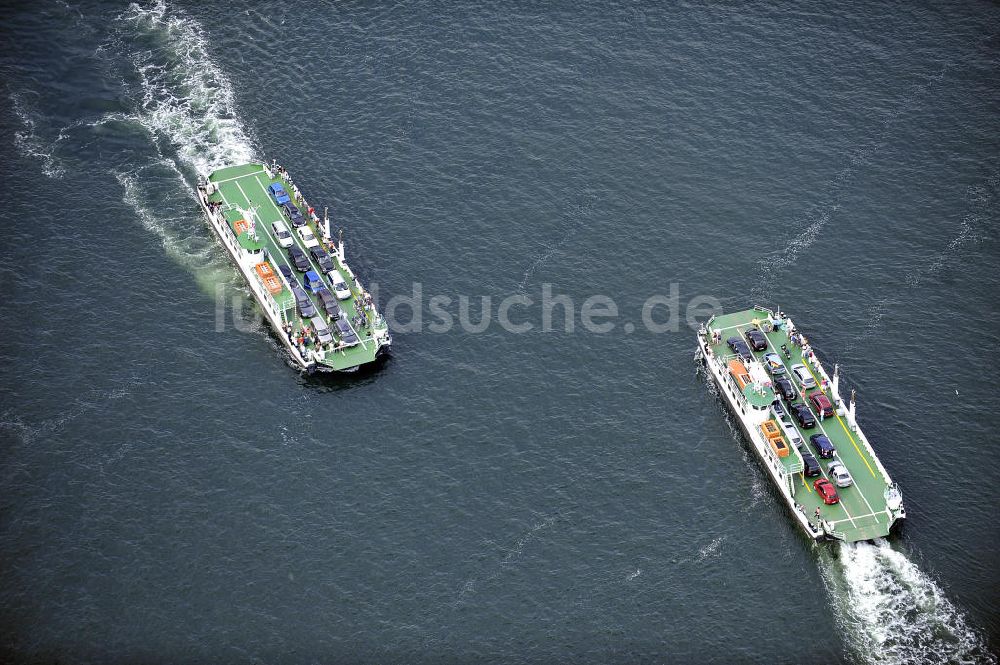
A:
115 165 238 294
697 536 724 560
751 211 827 303
116 0 257 176
0 377 144 447
454 514 559 606
95 1 262 289
821 539 995 665
10 92 67 178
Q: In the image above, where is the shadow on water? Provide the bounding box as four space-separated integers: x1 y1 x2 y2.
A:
296 351 393 393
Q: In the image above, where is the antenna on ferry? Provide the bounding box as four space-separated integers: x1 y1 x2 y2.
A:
239 204 260 241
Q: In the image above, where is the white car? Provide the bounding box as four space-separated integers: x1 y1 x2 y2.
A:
271 219 294 248
791 363 817 390
297 225 320 248
328 271 351 300
827 461 853 488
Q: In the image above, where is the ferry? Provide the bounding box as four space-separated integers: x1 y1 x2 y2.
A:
697 306 904 542
196 162 391 372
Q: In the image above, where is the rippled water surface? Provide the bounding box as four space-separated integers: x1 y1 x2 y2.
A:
1 2 998 663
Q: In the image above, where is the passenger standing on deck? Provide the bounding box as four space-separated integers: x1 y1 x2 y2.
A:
814 507 821 522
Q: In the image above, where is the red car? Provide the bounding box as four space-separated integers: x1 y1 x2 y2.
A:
814 478 840 505
809 392 834 418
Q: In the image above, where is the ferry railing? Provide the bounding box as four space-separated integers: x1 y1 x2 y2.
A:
250 269 288 322
782 317 895 487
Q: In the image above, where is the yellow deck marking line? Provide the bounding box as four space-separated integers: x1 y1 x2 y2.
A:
835 414 877 478
801 473 812 491
728 322 874 532
800 360 878 479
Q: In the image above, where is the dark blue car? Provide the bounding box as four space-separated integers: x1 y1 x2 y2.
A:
792 403 816 429
727 336 753 363
809 434 836 459
310 247 334 273
282 201 306 227
287 246 310 272
316 288 343 318
290 284 317 319
335 316 359 346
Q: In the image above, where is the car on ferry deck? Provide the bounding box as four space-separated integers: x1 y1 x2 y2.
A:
329 271 351 300
287 245 310 272
791 363 818 390
771 399 787 421
290 284 317 318
271 219 294 248
809 392 834 418
277 263 294 283
304 270 324 294
799 447 821 477
297 226 320 248
282 202 306 227
727 336 753 363
809 433 836 459
310 316 334 345
310 246 334 273
774 377 797 403
268 182 290 205
763 352 785 376
335 315 359 346
827 461 854 488
745 328 768 351
316 288 343 318
792 403 816 429
814 478 840 504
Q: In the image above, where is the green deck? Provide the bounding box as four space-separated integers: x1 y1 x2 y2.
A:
706 308 897 542
207 163 388 371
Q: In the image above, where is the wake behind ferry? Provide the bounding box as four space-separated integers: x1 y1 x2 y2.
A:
196 162 391 372
698 306 904 542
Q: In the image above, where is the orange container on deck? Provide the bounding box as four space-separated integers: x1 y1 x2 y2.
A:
769 436 789 458
255 262 283 295
232 219 248 234
728 359 751 390
761 419 782 440
255 262 275 279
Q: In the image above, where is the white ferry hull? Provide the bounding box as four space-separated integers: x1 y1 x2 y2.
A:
698 336 829 541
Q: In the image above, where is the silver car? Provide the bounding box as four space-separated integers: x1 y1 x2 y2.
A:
310 316 334 344
791 363 817 389
827 461 853 488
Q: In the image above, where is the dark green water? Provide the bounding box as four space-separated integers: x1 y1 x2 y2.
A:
1 2 998 663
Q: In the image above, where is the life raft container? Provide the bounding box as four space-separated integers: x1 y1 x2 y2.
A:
255 262 282 295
